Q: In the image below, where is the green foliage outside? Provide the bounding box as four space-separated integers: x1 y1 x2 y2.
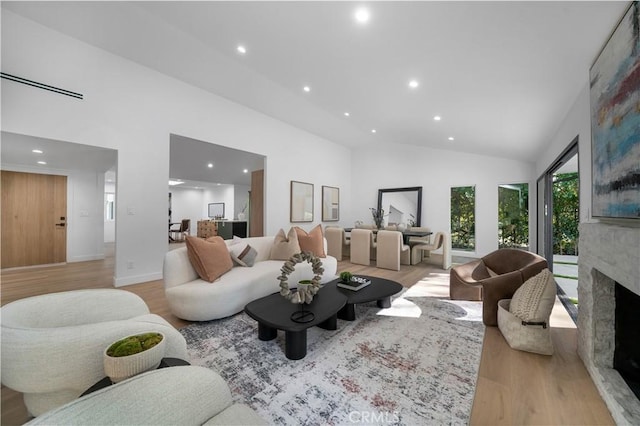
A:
498 184 529 249
451 186 475 250
553 172 579 255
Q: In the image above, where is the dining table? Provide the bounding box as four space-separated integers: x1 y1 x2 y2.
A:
343 228 432 245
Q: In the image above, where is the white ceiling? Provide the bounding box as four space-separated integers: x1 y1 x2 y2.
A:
1 131 117 174
2 1 629 164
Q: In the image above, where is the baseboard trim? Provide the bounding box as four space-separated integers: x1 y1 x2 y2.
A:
113 271 163 287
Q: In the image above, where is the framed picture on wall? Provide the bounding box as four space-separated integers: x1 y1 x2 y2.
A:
590 2 640 219
322 186 339 221
290 181 313 222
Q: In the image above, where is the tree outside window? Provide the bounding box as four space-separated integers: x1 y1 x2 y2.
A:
450 186 475 251
553 172 579 255
498 183 529 249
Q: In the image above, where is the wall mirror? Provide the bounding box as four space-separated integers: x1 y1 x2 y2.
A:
322 186 339 221
290 181 314 222
377 187 422 227
208 202 225 219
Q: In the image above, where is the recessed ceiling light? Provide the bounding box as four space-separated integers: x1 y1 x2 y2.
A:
217 183 221 186
409 80 419 89
208 163 214 168
37 161 47 165
32 149 43 154
237 45 246 54
344 112 350 117
168 180 184 186
371 129 377 133
243 169 248 173
355 7 370 23
303 86 311 92
448 137 455 141
433 115 441 121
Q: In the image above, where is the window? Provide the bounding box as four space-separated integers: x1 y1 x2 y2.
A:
498 183 529 249
105 193 115 221
450 186 475 251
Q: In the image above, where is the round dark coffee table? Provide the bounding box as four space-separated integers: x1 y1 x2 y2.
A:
324 275 404 321
244 286 347 360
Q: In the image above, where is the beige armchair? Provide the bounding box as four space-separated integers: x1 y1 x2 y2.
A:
411 231 451 269
376 230 410 271
1 289 189 416
325 227 350 261
350 228 376 265
449 248 548 326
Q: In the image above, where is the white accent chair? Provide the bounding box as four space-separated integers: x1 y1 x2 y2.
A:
376 230 410 271
325 227 350 261
25 366 266 425
350 228 376 265
410 231 452 269
1 289 188 417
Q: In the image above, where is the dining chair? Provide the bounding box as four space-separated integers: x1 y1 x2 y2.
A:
410 231 451 269
350 229 376 265
325 227 350 261
407 226 431 263
169 219 191 242
376 230 410 271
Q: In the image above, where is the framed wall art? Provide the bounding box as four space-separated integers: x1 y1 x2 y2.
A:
590 2 640 219
322 186 339 221
290 180 314 222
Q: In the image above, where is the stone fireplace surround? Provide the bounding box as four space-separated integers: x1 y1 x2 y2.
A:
578 222 640 424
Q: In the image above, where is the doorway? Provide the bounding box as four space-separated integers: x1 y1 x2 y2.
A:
1 171 67 268
537 136 579 320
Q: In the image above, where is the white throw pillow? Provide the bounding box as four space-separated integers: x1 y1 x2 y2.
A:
228 237 258 267
510 268 556 322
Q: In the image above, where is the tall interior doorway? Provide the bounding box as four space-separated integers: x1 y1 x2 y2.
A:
537 136 579 320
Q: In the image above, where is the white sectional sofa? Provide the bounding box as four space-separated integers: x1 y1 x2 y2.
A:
163 236 338 321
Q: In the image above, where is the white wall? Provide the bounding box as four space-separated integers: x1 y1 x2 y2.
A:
2 10 351 285
1 163 106 262
104 180 116 243
201 185 234 220
234 184 250 220
348 144 535 258
169 187 205 236
536 83 592 222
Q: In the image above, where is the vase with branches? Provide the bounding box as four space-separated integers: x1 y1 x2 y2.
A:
370 207 386 229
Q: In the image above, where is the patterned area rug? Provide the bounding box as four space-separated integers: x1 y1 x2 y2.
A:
180 278 484 425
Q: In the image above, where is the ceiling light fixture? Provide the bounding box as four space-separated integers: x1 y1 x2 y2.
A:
237 45 246 54
409 80 419 89
371 129 377 133
168 180 184 186
448 137 455 141
355 7 370 23
208 163 214 168
32 149 43 154
37 161 47 165
243 169 248 173
303 86 311 92
433 115 441 121
344 112 350 117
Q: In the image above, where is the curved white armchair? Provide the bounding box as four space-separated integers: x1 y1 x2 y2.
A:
1 289 188 417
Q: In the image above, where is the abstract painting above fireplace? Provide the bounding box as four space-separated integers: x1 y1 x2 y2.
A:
589 1 640 219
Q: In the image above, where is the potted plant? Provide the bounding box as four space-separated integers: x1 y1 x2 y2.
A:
339 271 353 284
103 332 166 383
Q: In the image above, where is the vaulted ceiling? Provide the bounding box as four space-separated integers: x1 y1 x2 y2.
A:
3 1 629 165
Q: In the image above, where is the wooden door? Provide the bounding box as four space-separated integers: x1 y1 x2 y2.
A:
250 169 264 237
1 171 67 268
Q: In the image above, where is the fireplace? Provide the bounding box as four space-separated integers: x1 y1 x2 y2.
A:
578 222 640 424
615 283 640 400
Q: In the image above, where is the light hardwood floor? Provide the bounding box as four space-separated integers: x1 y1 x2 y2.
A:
1 249 613 425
